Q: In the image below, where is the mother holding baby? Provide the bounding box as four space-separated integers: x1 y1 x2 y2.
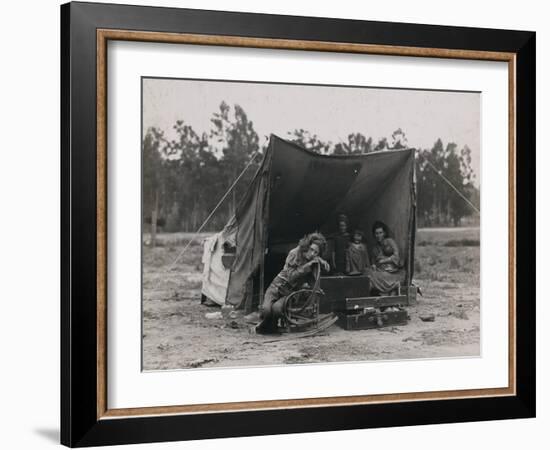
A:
366 220 406 295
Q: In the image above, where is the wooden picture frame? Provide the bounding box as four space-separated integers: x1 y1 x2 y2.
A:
61 1 535 447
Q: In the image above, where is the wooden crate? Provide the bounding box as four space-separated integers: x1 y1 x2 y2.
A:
319 275 371 313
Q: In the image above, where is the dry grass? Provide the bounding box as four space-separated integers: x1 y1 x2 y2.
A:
414 227 480 285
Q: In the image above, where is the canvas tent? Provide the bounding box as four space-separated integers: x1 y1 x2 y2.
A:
201 134 416 308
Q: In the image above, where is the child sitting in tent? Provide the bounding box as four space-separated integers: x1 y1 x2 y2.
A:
345 229 370 275
331 214 350 275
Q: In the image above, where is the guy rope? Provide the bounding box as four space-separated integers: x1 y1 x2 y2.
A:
423 157 480 214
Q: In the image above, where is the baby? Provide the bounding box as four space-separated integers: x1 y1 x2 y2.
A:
346 229 370 275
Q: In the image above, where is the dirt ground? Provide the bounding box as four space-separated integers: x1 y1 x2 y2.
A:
142 228 480 371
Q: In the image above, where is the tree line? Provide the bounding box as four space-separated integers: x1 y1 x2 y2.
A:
143 102 479 244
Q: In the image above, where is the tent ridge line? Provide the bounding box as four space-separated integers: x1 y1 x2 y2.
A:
270 134 414 160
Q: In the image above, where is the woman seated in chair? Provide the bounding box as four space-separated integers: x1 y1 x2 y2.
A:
366 221 405 295
256 232 330 334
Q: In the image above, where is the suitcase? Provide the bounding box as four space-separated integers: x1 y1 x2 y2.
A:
319 275 371 313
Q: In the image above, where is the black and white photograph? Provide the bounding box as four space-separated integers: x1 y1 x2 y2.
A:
0 0 543 447
141 78 481 370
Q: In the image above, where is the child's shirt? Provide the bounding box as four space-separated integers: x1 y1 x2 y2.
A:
346 242 370 275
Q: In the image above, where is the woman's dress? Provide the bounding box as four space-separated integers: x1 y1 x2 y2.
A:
366 237 405 294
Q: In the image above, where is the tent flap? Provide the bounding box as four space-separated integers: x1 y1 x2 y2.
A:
224 146 273 306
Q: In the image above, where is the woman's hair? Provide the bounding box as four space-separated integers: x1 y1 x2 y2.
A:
298 232 327 255
371 220 390 237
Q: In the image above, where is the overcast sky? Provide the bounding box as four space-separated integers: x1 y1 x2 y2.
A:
142 78 480 184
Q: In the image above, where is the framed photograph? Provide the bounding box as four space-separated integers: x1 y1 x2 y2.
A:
61 1 535 447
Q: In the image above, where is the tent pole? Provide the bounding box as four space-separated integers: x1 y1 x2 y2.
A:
258 254 265 313
243 277 253 314
409 151 417 287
